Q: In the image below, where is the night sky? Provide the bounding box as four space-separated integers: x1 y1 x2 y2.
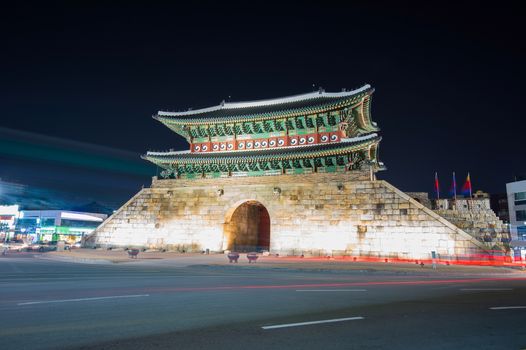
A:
1 1 524 209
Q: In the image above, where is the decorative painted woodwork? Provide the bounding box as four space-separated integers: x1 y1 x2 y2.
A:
144 85 384 178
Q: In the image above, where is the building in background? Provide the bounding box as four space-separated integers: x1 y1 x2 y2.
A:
507 180 526 239
506 179 526 260
0 205 19 241
16 210 107 243
490 193 509 223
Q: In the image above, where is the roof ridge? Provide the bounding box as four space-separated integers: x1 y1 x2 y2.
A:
158 84 371 117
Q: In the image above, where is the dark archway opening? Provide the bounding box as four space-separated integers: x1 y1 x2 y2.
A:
224 201 270 252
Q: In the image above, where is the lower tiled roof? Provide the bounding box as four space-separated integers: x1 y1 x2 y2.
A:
143 134 380 165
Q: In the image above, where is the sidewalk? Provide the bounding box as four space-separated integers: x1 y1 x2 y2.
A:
43 249 191 264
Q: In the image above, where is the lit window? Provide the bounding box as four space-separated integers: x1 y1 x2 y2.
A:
515 192 526 205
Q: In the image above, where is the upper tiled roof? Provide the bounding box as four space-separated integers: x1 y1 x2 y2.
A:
155 85 373 124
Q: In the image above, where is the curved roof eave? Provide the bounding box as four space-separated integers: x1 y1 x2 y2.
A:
155 85 374 124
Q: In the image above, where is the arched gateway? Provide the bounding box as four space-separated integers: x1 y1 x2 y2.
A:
87 84 495 260
223 201 270 252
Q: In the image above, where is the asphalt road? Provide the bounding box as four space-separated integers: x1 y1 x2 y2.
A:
1 254 525 350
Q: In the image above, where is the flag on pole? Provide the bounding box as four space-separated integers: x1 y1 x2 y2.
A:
462 172 472 198
434 172 440 199
450 172 457 199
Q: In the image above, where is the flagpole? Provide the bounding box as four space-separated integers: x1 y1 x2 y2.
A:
468 172 472 198
468 172 473 211
435 172 440 200
453 171 457 200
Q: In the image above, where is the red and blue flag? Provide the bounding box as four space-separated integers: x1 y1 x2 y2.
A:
462 173 472 197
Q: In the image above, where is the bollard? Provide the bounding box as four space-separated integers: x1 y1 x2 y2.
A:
247 252 258 263
227 252 239 263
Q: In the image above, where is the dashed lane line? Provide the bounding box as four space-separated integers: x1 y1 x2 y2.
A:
18 294 150 306
262 316 364 330
489 306 526 310
296 289 367 292
460 288 513 291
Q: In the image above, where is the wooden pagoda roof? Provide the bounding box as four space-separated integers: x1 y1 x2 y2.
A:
143 133 380 166
155 85 373 125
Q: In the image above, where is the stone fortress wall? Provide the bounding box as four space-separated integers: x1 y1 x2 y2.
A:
403 194 509 247
434 198 509 247
86 171 490 260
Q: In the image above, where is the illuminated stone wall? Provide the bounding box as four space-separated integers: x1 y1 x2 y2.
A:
87 170 488 260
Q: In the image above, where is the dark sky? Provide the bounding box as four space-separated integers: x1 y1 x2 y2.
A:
0 1 524 209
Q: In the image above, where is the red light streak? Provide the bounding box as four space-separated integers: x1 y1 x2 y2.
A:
258 253 525 268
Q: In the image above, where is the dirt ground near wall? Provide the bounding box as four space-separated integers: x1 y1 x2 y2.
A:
39 249 526 275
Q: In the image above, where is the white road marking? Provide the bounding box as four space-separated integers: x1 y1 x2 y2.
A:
460 288 513 291
1 275 257 282
262 316 364 329
489 306 526 310
18 294 149 306
296 289 367 292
